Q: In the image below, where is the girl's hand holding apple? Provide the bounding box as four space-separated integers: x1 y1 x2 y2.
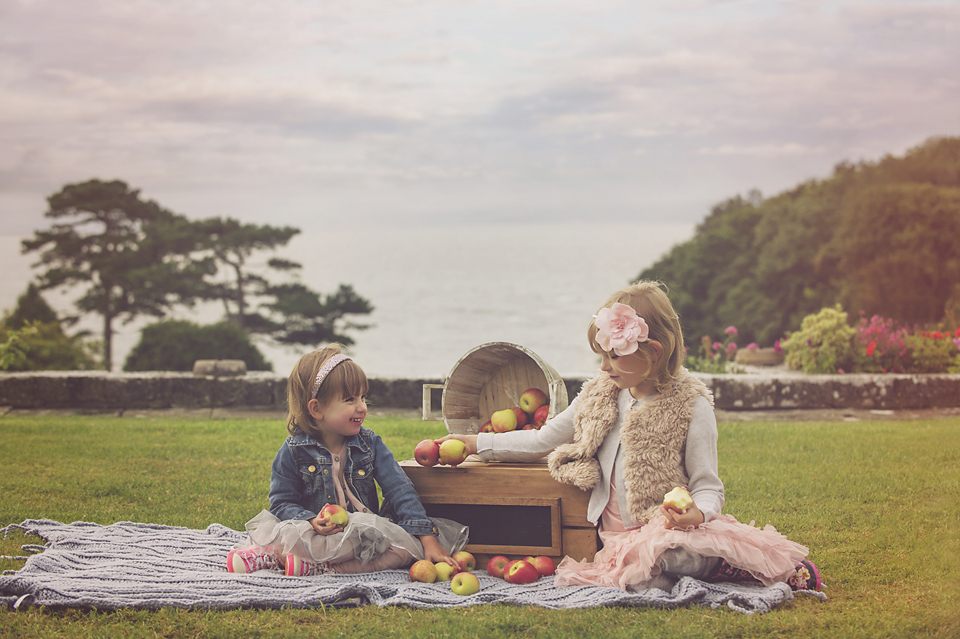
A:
435 434 478 457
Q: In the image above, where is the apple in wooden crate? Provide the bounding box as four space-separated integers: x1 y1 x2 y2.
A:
490 408 518 433
533 405 549 428
519 388 548 414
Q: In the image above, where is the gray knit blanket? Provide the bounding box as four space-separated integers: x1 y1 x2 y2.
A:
0 519 819 614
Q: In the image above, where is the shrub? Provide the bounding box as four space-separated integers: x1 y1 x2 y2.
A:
0 320 100 371
904 330 960 373
781 305 856 374
685 325 744 374
852 313 911 373
124 320 272 372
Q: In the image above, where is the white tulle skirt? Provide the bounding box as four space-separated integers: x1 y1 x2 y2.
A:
235 510 469 566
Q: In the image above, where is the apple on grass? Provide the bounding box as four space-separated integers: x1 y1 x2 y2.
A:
504 559 540 584
452 550 476 572
490 408 518 433
524 555 556 577
486 555 509 578
434 561 456 581
318 503 349 527
450 571 480 596
519 388 548 414
663 486 694 513
409 559 437 583
414 439 440 467
438 439 468 467
533 404 550 428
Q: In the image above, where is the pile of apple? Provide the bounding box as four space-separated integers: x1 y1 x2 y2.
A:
486 554 555 584
480 387 550 434
409 550 481 596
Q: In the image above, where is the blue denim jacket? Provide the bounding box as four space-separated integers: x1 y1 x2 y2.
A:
269 427 438 538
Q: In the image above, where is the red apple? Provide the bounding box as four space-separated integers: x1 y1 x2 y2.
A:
452 550 476 572
525 555 556 577
533 404 549 428
450 571 480 596
520 424 534 430
519 388 548 414
490 408 518 433
409 559 437 583
414 439 440 466
319 503 349 527
486 555 509 578
480 420 493 433
663 486 694 513
438 439 468 467
511 407 528 429
504 559 540 584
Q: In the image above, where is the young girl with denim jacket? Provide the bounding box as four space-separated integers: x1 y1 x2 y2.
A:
227 345 467 576
440 282 821 592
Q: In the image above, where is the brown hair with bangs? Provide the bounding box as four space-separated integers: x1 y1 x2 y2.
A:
286 344 369 438
586 280 684 392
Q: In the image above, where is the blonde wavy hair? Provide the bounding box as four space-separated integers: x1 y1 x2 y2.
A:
586 280 684 392
286 344 368 438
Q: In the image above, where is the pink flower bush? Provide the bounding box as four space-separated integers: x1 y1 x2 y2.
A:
593 302 649 356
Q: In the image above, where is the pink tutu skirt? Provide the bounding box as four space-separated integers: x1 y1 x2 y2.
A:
555 514 808 590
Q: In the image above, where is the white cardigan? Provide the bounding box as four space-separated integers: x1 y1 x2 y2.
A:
476 387 725 529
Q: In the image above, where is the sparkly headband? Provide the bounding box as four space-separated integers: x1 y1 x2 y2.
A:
310 354 352 399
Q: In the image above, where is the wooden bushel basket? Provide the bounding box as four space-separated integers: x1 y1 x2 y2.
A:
422 342 569 434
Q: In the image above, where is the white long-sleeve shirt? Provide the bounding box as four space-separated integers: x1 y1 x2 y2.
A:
476 388 725 528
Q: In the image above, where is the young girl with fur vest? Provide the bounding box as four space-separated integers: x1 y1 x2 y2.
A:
439 281 821 592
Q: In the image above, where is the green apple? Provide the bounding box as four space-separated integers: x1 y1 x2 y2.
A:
450 571 480 596
434 561 456 581
438 439 468 467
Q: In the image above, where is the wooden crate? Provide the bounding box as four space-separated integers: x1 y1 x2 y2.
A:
401 459 599 567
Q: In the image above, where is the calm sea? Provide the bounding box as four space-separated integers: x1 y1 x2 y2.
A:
0 221 692 379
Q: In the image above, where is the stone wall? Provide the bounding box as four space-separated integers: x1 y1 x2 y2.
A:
1 370 959 413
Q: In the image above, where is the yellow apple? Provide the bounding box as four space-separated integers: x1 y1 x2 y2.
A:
434 561 456 581
438 439 468 467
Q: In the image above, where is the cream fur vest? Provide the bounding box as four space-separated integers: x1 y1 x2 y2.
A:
547 368 714 526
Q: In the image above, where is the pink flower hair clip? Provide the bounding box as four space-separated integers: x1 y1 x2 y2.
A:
594 302 650 356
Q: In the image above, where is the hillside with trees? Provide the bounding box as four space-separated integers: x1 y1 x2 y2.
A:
637 136 960 347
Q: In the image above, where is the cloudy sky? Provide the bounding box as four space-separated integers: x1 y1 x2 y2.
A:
2 0 958 237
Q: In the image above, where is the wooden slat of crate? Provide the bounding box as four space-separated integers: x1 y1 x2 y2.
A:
400 459 598 564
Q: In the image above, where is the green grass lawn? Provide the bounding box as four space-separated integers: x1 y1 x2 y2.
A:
1 413 959 638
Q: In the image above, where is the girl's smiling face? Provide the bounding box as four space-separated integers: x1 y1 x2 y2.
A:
312 392 367 443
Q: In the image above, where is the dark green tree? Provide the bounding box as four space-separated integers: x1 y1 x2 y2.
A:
192 217 373 347
21 179 213 370
123 320 272 371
